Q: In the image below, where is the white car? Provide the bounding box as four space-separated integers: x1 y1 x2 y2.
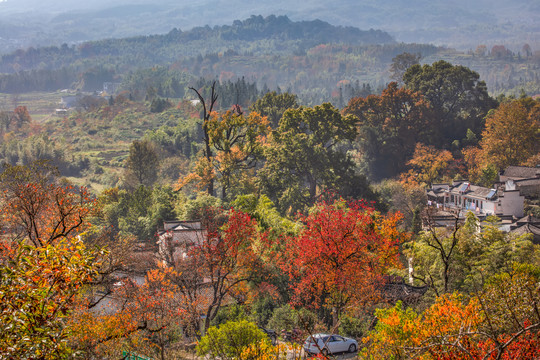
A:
304 333 358 356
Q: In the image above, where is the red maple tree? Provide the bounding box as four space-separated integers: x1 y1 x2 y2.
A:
281 199 405 326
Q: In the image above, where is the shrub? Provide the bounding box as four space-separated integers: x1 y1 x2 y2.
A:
197 320 268 360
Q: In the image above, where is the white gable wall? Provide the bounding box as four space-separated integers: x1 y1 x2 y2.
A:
499 190 525 218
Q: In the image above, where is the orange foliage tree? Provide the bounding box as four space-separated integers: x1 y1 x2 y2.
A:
69 207 264 358
69 266 190 360
0 239 102 359
363 294 482 359
0 161 94 247
0 161 105 358
281 199 406 327
462 99 539 185
400 143 454 187
363 264 540 360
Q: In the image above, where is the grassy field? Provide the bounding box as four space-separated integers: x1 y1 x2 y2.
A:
0 90 81 123
0 93 199 193
0 91 138 192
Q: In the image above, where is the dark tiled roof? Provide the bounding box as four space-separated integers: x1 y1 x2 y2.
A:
516 215 540 225
163 220 203 231
510 224 540 243
448 183 495 199
515 178 540 186
502 166 540 179
382 282 428 303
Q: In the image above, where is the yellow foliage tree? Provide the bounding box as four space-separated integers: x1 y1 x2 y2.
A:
479 100 539 171
177 109 269 200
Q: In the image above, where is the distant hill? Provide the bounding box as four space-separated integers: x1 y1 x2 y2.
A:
0 0 538 53
0 15 394 73
0 14 538 101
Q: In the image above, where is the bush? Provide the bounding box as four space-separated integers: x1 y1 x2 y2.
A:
197 320 268 359
150 98 172 113
266 305 297 332
266 305 317 333
250 295 278 327
338 314 366 339
211 304 248 327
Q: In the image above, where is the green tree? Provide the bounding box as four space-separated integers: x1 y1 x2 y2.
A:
98 185 176 241
231 194 299 236
403 60 496 148
124 139 160 188
231 194 298 303
249 91 299 128
376 179 427 231
150 97 172 113
176 192 222 221
266 304 316 334
408 212 540 298
258 103 372 214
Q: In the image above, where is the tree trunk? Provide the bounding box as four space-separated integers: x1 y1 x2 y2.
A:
332 306 339 328
190 83 218 197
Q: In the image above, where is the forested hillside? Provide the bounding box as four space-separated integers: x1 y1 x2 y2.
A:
1 15 539 104
0 15 394 74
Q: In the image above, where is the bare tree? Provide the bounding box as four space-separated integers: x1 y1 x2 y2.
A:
189 82 218 196
390 52 421 85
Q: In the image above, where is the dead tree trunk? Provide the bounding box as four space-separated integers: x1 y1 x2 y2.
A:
189 82 218 197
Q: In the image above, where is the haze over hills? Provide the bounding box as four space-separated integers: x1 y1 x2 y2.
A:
0 0 538 53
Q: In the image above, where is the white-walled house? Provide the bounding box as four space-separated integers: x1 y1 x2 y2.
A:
427 180 525 218
156 220 206 266
159 220 204 244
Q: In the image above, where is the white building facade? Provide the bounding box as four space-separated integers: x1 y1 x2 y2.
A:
428 181 525 218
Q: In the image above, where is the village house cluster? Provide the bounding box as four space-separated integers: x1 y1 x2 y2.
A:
427 166 540 242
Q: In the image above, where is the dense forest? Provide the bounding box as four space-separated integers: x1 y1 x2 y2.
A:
0 11 539 360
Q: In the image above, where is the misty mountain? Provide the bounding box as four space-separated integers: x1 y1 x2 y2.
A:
0 0 538 54
0 14 396 75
